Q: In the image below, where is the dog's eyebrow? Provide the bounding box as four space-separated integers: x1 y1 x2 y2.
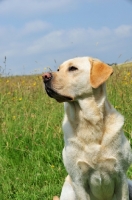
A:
68 62 75 67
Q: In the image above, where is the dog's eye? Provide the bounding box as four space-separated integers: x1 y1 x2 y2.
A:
68 66 78 71
57 69 59 71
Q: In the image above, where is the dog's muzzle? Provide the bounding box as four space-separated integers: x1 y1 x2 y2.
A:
42 72 73 102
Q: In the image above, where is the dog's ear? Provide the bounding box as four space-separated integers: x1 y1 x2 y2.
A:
89 58 113 88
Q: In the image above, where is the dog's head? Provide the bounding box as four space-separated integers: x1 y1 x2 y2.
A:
42 57 113 103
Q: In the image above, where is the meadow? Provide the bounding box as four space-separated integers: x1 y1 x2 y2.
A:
0 62 132 199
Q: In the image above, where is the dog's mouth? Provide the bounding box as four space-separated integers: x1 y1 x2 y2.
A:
45 84 73 103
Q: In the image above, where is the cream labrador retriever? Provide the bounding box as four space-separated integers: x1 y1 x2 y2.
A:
42 57 132 200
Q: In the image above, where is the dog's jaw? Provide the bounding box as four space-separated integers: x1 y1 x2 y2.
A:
45 83 73 103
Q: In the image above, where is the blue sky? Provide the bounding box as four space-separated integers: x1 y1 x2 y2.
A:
0 0 132 75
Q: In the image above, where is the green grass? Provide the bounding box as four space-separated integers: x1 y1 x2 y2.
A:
0 63 132 199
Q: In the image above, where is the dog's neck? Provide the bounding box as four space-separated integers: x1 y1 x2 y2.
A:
63 84 124 145
64 84 107 125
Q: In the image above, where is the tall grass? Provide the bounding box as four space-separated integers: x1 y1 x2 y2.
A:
0 63 132 199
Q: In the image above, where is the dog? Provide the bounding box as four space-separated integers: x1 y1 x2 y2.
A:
42 57 132 200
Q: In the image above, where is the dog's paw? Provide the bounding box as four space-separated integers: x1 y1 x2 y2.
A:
53 196 60 200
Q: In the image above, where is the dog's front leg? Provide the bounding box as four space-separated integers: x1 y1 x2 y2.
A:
59 175 76 200
60 176 90 200
72 182 90 200
115 176 129 200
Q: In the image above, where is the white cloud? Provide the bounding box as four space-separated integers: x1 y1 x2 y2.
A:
0 19 51 56
115 25 132 37
0 24 132 57
1 24 131 61
24 27 120 56
20 20 51 36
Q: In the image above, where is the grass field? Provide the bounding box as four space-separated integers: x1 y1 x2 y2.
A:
0 63 132 199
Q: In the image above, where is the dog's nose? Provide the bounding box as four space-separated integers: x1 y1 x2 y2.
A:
42 72 52 83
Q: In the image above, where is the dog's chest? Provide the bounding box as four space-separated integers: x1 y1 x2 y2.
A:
63 112 103 147
63 143 117 199
63 139 117 169
62 112 118 170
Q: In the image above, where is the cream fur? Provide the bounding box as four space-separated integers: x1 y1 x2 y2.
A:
43 57 132 200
